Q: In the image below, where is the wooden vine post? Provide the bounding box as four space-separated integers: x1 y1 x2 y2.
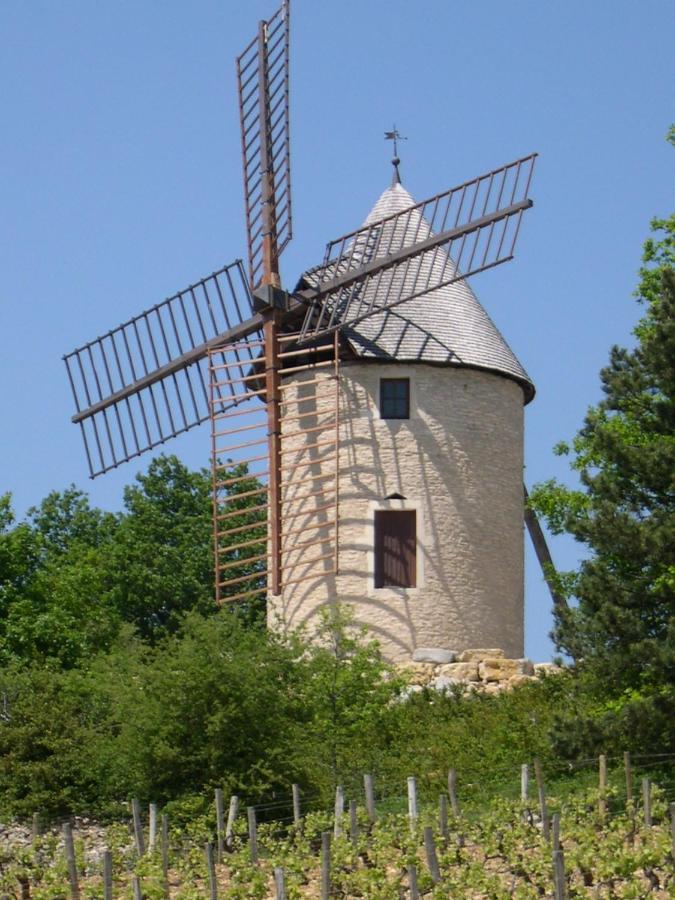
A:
598 754 607 820
215 788 225 861
320 832 331 900
292 784 302 827
534 758 550 841
62 822 80 900
624 751 634 807
364 773 376 823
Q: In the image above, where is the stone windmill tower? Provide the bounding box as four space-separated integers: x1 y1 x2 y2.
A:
63 2 553 665
268 164 535 663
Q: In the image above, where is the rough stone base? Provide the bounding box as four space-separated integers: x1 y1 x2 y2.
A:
396 649 562 695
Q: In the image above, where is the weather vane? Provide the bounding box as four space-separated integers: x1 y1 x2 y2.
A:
384 125 407 183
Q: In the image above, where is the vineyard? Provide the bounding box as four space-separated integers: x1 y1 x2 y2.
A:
2 755 674 898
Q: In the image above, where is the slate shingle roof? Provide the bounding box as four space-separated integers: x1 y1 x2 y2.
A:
298 182 535 403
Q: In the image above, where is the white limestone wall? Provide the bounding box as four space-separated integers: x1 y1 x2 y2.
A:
268 362 525 662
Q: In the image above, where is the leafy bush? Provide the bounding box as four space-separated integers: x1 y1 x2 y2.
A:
0 603 581 820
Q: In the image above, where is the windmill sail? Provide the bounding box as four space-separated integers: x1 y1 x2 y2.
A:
64 260 261 477
296 153 536 342
237 0 292 288
211 333 340 604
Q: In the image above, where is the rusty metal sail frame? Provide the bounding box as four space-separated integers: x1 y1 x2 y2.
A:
237 0 291 292
296 153 537 342
63 261 259 477
235 0 292 594
210 333 339 604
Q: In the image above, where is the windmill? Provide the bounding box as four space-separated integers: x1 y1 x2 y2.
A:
63 0 560 659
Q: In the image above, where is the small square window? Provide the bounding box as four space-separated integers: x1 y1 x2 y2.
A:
380 378 410 419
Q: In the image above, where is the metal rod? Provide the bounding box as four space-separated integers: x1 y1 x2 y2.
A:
217 550 269 572
280 358 335 376
281 537 334 561
212 419 266 441
214 518 268 539
279 454 336 473
276 499 335 523
217 585 268 603
280 485 336 507
210 386 266 407
217 534 266 555
298 254 517 344
218 569 268 589
277 345 332 359
523 485 567 611
281 533 334 553
325 153 537 253
278 374 336 393
210 349 266 369
215 433 268 454
215 501 268 523
281 517 336 540
281 470 336 495
281 421 336 442
278 407 336 427
317 200 529 300
281 435 335 457
304 199 530 306
280 553 335 583
214 467 270 487
264 312 283 594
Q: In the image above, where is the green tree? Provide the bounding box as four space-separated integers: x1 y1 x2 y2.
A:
0 490 120 668
93 612 307 809
108 454 269 639
292 605 401 796
0 494 41 612
0 662 113 816
530 146 674 746
0 455 270 665
107 455 215 640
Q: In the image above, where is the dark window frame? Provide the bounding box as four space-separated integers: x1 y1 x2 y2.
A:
374 509 417 588
379 377 410 420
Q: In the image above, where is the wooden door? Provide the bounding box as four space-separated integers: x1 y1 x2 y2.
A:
374 510 416 588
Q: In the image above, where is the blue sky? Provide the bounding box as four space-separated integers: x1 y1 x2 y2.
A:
1 0 673 660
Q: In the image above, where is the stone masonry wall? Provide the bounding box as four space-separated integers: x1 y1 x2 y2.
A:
398 646 561 696
268 361 526 663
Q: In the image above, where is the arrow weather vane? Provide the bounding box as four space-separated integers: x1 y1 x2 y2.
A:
384 125 407 184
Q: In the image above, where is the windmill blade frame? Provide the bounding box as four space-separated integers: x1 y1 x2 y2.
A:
64 260 260 477
238 0 292 289
210 331 340 605
296 153 536 342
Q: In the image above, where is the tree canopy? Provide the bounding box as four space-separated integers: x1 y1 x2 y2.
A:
0 455 266 667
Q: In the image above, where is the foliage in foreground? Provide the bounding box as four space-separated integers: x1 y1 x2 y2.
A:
2 775 674 898
0 451 581 823
0 604 571 820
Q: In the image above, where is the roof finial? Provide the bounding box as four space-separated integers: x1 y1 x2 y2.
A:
384 125 407 185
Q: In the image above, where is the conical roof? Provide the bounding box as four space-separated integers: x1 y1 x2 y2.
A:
298 181 535 403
